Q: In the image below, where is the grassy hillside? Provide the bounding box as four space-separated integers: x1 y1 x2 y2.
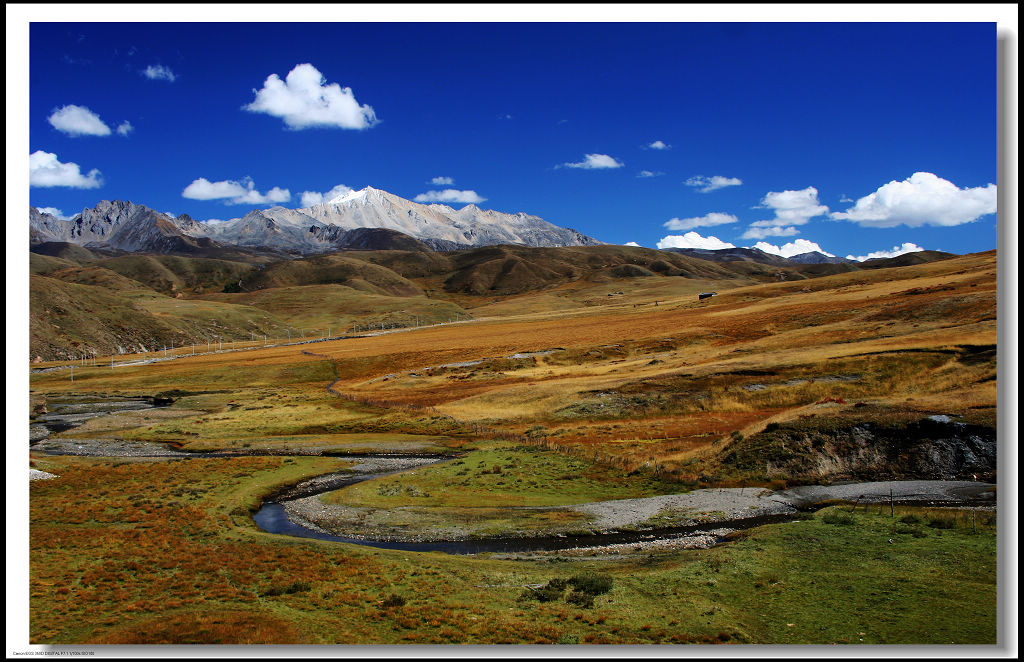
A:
27 249 999 646
235 253 424 297
25 244 963 361
30 275 293 360
29 253 80 275
33 250 997 481
96 255 257 295
198 283 469 332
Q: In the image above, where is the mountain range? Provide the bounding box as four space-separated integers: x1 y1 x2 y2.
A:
29 187 603 255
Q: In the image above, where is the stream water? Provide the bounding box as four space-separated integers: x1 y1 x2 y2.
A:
31 395 997 556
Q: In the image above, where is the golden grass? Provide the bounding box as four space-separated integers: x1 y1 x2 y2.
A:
31 251 997 474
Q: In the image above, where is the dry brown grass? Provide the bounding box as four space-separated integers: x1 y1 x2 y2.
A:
31 251 997 476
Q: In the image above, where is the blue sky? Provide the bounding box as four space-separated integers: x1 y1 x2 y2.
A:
21 15 1002 260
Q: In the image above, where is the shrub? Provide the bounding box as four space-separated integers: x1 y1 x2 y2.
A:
928 517 955 530
822 510 856 526
380 593 407 608
566 590 595 609
261 581 311 597
568 573 614 596
522 578 568 603
899 514 921 525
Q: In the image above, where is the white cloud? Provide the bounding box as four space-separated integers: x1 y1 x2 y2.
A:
47 104 111 137
756 186 829 225
685 175 742 193
243 63 377 130
430 176 454 186
142 64 176 82
182 177 291 205
740 225 800 240
647 140 670 150
29 151 103 188
846 242 926 262
623 241 641 247
637 170 664 178
739 186 828 239
753 239 835 258
414 189 486 204
36 207 72 220
656 231 736 251
830 172 996 227
663 212 739 231
300 184 354 207
559 153 624 170
116 121 134 136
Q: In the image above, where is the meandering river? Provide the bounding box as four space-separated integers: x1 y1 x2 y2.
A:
30 395 997 556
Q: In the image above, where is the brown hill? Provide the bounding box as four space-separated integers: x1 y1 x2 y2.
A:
30 241 100 263
29 275 290 360
236 253 423 297
96 255 257 295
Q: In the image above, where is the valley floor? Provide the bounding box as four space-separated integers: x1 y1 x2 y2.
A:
22 250 1004 647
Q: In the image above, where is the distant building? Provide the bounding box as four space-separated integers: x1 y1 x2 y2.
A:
698 292 717 300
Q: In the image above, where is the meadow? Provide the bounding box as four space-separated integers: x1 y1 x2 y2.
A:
27 452 996 645
26 249 1000 645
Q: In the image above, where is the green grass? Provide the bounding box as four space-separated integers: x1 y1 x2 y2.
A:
321 442 684 509
28 453 996 645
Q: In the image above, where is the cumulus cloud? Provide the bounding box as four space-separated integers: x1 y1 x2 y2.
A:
116 121 134 136
846 242 926 262
752 238 835 258
243 63 378 130
301 184 355 207
637 170 664 178
430 176 454 186
29 150 103 188
740 225 801 240
663 212 739 231
738 186 828 239
830 172 996 227
182 177 291 205
414 189 486 204
142 64 176 82
36 207 72 220
47 104 112 137
647 140 670 150
756 186 829 225
656 231 736 251
559 153 624 170
685 175 742 193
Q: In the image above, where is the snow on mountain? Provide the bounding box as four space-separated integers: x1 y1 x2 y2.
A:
196 186 602 252
29 187 603 255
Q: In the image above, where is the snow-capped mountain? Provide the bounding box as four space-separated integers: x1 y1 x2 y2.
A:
31 187 603 254
197 186 602 251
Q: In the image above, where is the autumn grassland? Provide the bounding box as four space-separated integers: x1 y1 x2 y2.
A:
26 249 998 645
